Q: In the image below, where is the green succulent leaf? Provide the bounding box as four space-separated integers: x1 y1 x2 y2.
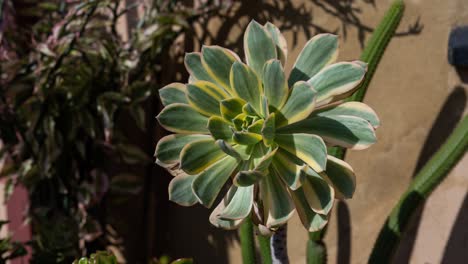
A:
262 113 276 146
168 175 198 206
277 81 317 127
234 170 264 186
159 83 188 106
264 22 288 65
320 155 356 199
187 81 228 116
157 103 209 134
220 98 246 121
208 116 233 142
313 101 380 128
201 45 239 92
308 61 366 106
263 59 288 109
271 149 305 190
278 115 376 150
210 189 244 229
192 155 238 207
261 171 295 227
290 187 329 232
216 140 250 161
302 171 335 215
219 185 254 220
254 146 278 171
184 52 217 84
275 133 327 172
233 131 263 145
288 34 338 86
180 139 226 174
230 62 263 113
155 134 210 166
244 20 277 78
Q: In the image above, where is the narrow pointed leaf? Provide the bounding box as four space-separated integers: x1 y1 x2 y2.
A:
278 115 376 150
180 139 226 174
275 133 327 172
155 134 209 166
230 62 263 112
277 81 317 127
159 83 188 106
289 34 338 86
308 62 366 106
168 175 198 206
187 81 228 116
192 155 238 207
157 103 209 134
244 20 277 78
264 22 287 65
263 60 288 109
201 46 239 92
321 155 356 199
313 101 380 128
220 185 254 219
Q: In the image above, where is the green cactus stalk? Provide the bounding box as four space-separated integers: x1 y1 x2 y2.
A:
350 0 405 103
258 234 273 264
239 218 256 264
369 116 468 263
307 1 405 263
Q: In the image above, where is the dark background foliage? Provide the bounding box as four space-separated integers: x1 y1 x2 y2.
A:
0 0 220 262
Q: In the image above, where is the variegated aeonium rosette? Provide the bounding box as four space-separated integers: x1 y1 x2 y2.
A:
155 20 379 233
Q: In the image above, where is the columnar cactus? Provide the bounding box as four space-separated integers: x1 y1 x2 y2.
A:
155 20 379 233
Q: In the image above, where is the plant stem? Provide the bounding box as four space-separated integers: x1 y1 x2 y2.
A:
369 116 468 263
239 217 256 264
306 1 405 263
271 225 289 264
258 234 272 264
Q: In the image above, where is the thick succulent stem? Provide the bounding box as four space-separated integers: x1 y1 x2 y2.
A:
369 116 468 263
258 234 273 264
239 217 256 264
271 225 289 264
306 1 405 263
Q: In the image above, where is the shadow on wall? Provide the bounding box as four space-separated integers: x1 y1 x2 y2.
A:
393 85 467 263
119 0 423 263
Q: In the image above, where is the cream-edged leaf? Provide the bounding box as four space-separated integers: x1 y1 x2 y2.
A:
159 83 188 106
277 81 317 127
244 20 277 78
168 175 198 206
308 61 366 106
192 155 238 207
275 133 327 172
157 103 209 134
180 138 226 174
288 34 338 86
